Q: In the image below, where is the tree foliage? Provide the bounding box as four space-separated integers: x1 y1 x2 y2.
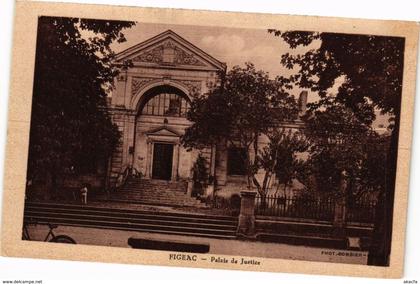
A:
259 130 308 193
268 30 404 119
302 99 387 195
182 63 299 193
192 154 209 196
27 16 135 194
183 63 298 149
269 29 404 265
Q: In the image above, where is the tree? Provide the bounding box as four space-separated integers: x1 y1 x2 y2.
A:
301 99 388 198
356 134 389 196
192 154 209 197
27 17 135 198
268 30 404 118
269 29 404 265
259 129 308 196
303 99 371 192
182 63 299 197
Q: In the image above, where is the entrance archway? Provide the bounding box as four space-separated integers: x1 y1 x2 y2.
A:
133 85 192 181
137 85 191 118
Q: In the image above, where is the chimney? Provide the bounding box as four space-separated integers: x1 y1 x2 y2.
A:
298 91 308 115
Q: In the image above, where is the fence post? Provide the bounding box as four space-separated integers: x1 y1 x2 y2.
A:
333 170 348 236
236 190 257 238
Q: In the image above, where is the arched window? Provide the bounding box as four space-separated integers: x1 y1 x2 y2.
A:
141 86 190 117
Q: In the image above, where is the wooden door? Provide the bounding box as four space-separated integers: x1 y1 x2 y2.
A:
152 143 174 180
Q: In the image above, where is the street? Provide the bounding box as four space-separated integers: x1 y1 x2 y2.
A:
25 223 368 265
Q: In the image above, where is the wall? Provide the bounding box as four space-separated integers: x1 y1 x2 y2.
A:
108 56 221 185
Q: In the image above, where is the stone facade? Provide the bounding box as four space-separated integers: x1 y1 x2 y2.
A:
108 30 225 190
108 30 306 198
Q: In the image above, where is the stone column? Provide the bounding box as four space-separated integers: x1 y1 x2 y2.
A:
172 144 179 181
146 140 152 179
186 153 195 196
112 73 127 106
333 170 348 236
127 115 135 167
237 191 257 238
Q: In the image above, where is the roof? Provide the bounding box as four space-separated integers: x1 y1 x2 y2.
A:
113 29 226 72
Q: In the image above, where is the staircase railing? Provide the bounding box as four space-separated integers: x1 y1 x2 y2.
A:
115 166 131 190
114 166 143 191
131 167 143 179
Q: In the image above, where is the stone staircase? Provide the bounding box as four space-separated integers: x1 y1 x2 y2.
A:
105 178 206 208
24 202 238 239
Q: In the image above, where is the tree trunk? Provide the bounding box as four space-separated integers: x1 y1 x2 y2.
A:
368 107 400 266
259 191 267 209
283 182 288 197
245 149 253 189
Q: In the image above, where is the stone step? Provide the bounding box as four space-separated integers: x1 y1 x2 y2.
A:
125 183 187 189
25 210 235 231
26 202 236 221
113 197 198 203
121 192 187 196
116 192 189 197
117 177 195 207
118 187 188 193
110 194 201 202
24 202 237 239
119 187 186 192
124 188 186 193
122 185 185 189
109 195 203 205
123 186 186 191
123 191 186 195
127 179 186 184
104 199 206 208
114 193 198 199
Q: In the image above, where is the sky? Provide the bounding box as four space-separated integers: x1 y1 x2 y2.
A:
110 22 316 80
109 21 323 105
109 22 389 126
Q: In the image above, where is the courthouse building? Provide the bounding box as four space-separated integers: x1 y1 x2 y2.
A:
107 30 306 198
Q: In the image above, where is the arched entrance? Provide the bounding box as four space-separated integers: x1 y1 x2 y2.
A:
133 85 192 181
136 85 191 117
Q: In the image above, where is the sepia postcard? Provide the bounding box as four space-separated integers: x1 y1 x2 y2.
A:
1 0 419 278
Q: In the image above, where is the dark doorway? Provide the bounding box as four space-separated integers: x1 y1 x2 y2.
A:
227 147 247 176
152 143 174 180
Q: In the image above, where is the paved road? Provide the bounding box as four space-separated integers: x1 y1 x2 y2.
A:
25 223 368 265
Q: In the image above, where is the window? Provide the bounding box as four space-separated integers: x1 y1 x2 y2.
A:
141 92 190 117
227 147 248 176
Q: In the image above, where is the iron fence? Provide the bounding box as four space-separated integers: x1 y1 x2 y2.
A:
346 198 377 223
255 194 377 223
255 194 335 221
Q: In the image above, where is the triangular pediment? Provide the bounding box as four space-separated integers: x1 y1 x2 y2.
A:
145 125 181 137
114 30 225 71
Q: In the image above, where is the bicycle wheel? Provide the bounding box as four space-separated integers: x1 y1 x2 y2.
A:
50 235 76 244
22 225 30 240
